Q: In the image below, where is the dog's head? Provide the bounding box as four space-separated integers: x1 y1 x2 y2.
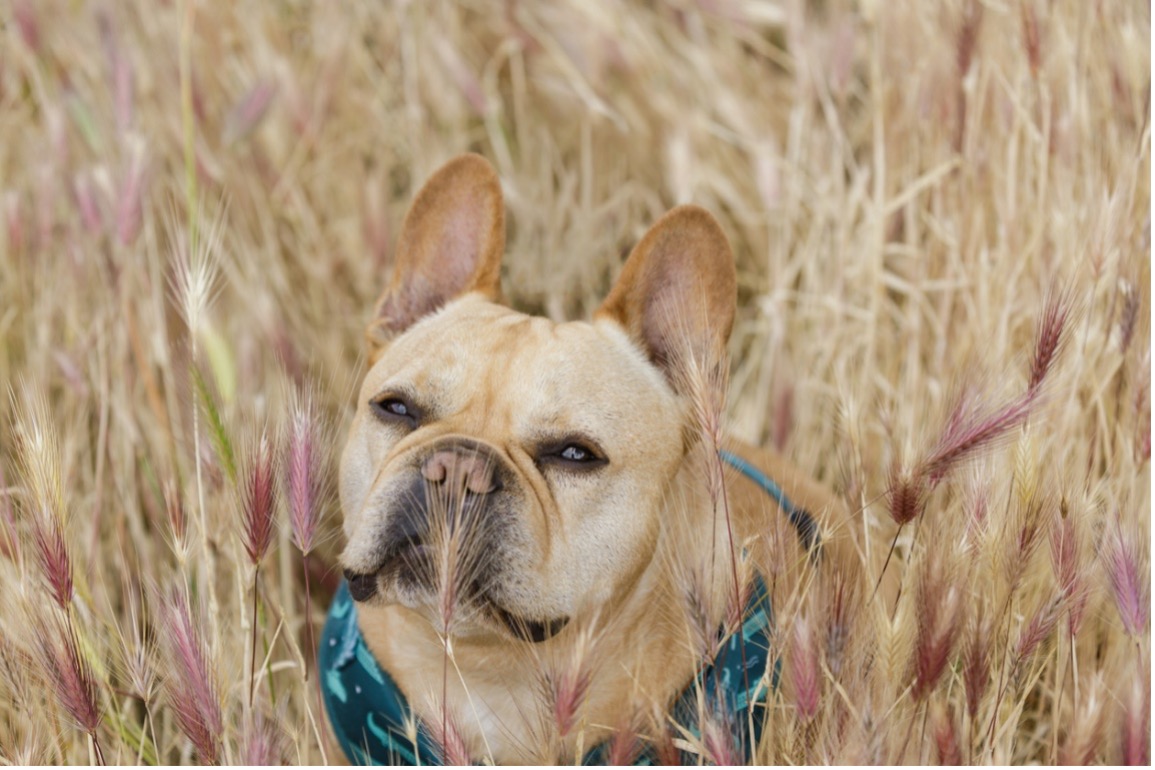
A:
339 154 735 642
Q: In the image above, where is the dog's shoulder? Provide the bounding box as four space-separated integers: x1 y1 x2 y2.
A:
723 438 865 586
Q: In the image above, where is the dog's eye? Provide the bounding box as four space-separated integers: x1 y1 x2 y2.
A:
383 400 408 417
370 395 420 428
539 438 606 471
560 445 592 462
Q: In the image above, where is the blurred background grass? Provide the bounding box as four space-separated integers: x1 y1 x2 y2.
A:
0 0 1149 764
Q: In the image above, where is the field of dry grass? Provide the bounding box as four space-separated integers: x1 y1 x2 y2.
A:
0 0 1149 764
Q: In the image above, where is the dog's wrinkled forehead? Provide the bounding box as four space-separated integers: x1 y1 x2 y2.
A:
361 294 683 442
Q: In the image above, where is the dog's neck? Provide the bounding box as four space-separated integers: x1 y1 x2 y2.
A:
357 453 737 764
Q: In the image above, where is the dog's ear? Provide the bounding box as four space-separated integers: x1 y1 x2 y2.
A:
596 205 736 388
367 154 505 349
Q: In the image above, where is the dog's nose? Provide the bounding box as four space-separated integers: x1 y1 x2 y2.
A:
421 447 501 495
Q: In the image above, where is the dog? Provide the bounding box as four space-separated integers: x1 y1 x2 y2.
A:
326 154 859 764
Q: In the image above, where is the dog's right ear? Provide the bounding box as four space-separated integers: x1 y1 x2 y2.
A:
366 154 505 350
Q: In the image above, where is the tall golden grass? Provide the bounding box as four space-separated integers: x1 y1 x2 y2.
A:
0 0 1148 764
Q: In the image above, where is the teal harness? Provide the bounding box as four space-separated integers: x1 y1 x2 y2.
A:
320 451 817 765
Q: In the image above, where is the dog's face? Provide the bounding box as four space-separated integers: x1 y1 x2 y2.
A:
340 297 686 640
339 154 735 643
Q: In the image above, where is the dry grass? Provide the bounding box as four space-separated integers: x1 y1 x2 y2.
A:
0 0 1149 764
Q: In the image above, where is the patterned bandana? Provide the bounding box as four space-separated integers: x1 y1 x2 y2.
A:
321 451 816 765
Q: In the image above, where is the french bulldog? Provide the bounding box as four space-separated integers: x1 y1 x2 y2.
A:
335 154 856 763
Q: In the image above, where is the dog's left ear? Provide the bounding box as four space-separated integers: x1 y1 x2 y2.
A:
596 205 736 388
367 153 505 350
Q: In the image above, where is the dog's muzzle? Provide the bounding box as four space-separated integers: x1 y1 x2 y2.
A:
344 438 509 602
343 438 569 641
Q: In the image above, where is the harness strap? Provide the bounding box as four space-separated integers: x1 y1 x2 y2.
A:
719 449 822 554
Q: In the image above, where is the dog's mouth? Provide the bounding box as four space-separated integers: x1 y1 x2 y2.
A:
343 532 431 602
487 604 569 643
343 549 569 643
380 535 436 586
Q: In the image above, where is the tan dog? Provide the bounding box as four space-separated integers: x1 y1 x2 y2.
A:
337 154 856 763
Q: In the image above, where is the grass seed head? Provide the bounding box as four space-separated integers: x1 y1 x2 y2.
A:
963 471 992 556
223 80 278 146
604 723 641 765
1048 508 1089 636
161 587 222 764
956 0 983 77
932 702 962 766
239 430 278 567
547 638 593 737
116 141 147 247
1121 671 1150 766
1102 517 1150 637
32 614 102 737
112 580 156 703
1014 595 1061 663
822 569 856 678
682 562 723 663
426 702 470 766
12 384 66 529
29 511 73 610
163 479 189 561
1058 673 1105 765
72 172 104 234
1019 0 1042 79
1027 285 1072 394
963 608 992 719
789 614 821 721
422 460 505 635
886 462 926 526
926 392 1034 485
241 708 287 766
1117 280 1140 355
13 0 40 53
700 707 741 766
170 212 222 338
1003 492 1052 594
285 390 325 556
96 8 135 136
0 463 17 564
911 555 963 701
